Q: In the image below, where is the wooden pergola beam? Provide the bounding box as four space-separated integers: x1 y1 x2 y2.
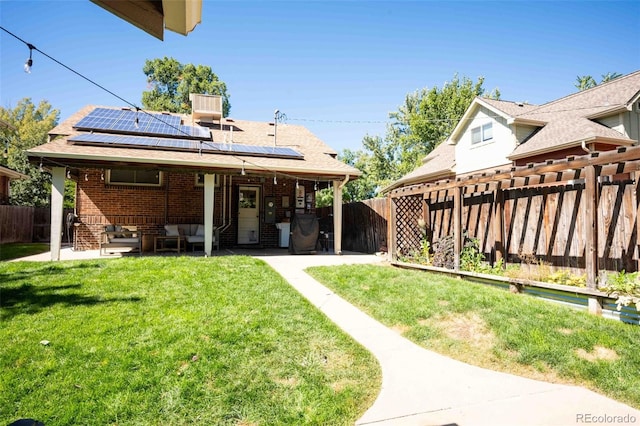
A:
390 146 640 198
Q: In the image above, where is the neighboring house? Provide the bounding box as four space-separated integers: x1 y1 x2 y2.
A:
0 165 28 204
27 95 360 259
386 69 640 191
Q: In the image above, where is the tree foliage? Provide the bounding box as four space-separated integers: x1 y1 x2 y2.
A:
330 74 495 204
142 57 231 115
575 72 622 91
0 99 60 207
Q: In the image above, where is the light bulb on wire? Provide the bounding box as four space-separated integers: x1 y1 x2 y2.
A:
24 43 34 73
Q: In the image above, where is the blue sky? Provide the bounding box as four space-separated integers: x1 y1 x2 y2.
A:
1 1 639 152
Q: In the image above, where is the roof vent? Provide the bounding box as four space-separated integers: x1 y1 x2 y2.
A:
189 94 223 122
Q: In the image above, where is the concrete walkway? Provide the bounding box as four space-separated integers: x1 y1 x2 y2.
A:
13 247 640 425
253 251 640 426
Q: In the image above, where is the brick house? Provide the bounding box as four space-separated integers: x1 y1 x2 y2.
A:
27 95 360 259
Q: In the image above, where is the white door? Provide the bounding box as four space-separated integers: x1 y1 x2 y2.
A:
238 186 260 244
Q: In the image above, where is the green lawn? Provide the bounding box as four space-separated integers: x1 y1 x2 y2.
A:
1 256 380 425
0 243 50 261
306 264 640 409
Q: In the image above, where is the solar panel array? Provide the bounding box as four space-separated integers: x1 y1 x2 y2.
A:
73 108 209 139
69 133 304 159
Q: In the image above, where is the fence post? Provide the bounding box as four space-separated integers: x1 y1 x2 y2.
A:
454 185 462 271
494 182 504 266
585 163 602 315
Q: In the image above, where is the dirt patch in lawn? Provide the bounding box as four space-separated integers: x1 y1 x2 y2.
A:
575 346 620 362
391 324 411 335
436 311 496 351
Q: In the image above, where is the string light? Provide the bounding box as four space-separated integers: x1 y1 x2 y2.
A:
39 159 43 172
314 181 318 191
84 174 89 181
24 43 34 73
0 26 339 188
101 170 105 181
296 179 299 189
273 173 277 185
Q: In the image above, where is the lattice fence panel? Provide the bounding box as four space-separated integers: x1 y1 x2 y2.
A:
392 194 424 258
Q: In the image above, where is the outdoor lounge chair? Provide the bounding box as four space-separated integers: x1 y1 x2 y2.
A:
100 225 142 255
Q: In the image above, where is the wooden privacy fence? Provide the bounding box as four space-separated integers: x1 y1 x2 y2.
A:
0 206 74 244
317 198 388 254
389 146 640 297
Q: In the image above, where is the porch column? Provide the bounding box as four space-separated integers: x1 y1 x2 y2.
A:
50 167 65 261
333 180 343 255
204 174 215 256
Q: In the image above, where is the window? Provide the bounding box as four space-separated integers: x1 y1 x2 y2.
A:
471 122 493 144
195 173 220 187
107 169 162 186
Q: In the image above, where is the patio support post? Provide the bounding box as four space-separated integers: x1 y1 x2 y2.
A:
333 178 345 255
50 167 65 261
204 173 215 256
585 164 602 315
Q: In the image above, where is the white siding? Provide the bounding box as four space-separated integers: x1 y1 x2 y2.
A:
598 112 640 142
454 106 515 175
622 111 640 142
514 123 538 144
597 114 623 134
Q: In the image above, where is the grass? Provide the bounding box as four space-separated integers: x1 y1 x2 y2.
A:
0 243 50 261
0 256 380 425
306 264 640 409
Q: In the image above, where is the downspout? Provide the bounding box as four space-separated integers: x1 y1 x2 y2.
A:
581 140 593 153
218 175 233 234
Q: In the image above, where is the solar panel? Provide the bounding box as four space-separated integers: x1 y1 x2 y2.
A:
69 133 304 159
73 107 208 139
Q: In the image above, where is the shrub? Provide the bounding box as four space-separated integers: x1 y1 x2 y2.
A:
601 270 640 311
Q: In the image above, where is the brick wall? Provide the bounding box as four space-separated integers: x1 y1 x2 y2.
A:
75 168 316 250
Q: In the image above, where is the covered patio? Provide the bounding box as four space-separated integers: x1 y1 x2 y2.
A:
27 103 361 260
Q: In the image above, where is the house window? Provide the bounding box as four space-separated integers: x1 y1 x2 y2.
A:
471 122 493 144
107 169 162 186
195 173 220 187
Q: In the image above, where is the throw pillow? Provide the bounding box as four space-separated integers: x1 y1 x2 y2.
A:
196 224 205 236
165 224 180 236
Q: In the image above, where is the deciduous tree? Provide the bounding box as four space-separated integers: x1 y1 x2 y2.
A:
0 99 60 207
335 74 494 203
142 57 231 115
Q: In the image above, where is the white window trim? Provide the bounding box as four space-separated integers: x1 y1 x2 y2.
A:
470 122 494 146
106 169 163 187
195 173 220 187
